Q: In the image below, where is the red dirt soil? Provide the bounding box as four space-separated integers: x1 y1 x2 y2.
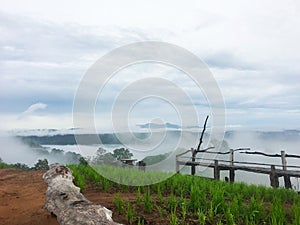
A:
0 169 58 225
0 169 132 225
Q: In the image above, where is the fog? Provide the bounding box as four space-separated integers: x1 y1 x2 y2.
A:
1 130 299 190
0 135 41 167
0 135 81 167
191 131 300 190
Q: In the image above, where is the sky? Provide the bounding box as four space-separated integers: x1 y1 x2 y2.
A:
0 0 300 132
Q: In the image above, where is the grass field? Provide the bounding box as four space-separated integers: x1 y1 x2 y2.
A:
68 164 300 225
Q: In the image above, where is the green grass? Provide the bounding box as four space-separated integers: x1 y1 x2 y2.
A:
0 162 13 169
113 193 124 214
126 202 136 225
0 161 30 170
68 164 300 225
92 164 172 186
143 187 153 213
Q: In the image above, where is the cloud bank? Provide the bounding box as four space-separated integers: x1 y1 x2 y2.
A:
0 0 299 131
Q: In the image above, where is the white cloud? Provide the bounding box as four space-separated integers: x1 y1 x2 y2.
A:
0 1 299 131
20 102 47 117
1 112 73 131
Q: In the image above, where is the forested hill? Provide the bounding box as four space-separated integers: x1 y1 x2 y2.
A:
19 129 300 146
19 132 156 145
19 134 122 145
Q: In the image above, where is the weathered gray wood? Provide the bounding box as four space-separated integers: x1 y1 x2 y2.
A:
43 164 122 225
191 148 196 176
229 149 235 183
176 156 180 174
176 149 192 158
270 165 279 188
177 160 300 177
281 150 292 189
214 160 220 180
192 115 209 176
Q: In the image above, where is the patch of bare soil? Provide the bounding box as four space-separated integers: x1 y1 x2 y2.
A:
0 169 58 225
84 186 169 225
0 169 167 225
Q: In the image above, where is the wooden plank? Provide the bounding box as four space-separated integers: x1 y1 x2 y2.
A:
277 170 300 177
176 149 192 157
176 160 300 177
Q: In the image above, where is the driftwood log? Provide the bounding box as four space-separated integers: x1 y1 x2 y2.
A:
43 164 122 225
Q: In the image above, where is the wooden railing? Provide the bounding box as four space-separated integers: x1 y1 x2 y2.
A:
176 148 300 189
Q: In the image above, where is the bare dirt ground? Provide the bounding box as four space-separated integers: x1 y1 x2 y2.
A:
0 169 132 225
0 169 58 225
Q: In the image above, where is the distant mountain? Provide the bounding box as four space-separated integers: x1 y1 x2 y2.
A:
17 129 300 146
20 133 122 145
137 122 181 129
10 128 81 136
19 131 192 146
258 130 300 141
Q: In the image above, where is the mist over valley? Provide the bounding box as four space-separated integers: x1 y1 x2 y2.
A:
1 128 299 189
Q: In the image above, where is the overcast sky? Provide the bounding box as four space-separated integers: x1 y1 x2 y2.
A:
0 0 300 132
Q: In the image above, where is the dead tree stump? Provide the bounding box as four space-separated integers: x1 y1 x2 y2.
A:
43 164 122 225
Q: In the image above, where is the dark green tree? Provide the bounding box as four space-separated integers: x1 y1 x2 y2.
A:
79 157 88 166
65 151 81 164
93 147 116 164
33 159 49 170
113 148 133 160
96 147 107 159
101 152 115 164
13 163 30 170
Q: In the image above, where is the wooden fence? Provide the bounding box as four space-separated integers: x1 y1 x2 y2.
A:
176 148 300 189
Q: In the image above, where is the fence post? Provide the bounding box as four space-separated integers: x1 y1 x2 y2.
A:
270 165 279 188
281 150 292 189
214 160 220 180
138 161 146 172
176 156 179 174
191 148 196 176
229 149 235 183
